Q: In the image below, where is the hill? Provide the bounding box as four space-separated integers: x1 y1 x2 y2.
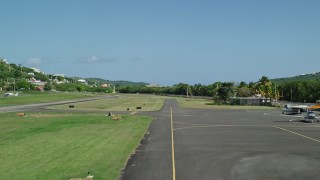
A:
271 72 320 84
82 78 147 87
0 58 147 89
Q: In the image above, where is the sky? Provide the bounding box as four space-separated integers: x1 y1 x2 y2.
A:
1 0 319 86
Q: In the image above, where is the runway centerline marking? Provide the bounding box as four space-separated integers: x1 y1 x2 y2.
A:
274 125 320 143
170 107 176 180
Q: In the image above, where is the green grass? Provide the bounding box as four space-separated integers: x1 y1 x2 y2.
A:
176 97 278 110
0 92 103 107
52 94 168 112
0 112 152 180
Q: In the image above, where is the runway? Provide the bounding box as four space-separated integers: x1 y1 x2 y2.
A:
122 99 320 180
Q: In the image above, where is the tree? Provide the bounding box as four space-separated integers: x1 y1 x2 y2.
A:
172 83 189 95
14 69 22 78
0 79 4 89
191 84 202 96
236 81 251 97
256 76 272 98
239 81 247 88
44 82 52 91
57 76 64 82
34 72 48 81
76 85 85 92
16 79 32 90
237 87 252 97
217 82 234 103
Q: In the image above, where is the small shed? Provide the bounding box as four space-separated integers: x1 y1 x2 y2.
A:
231 96 271 106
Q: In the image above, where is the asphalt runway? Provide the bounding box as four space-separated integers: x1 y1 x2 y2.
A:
122 99 320 180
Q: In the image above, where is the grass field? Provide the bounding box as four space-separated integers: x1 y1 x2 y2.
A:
50 94 276 111
0 91 277 111
51 94 168 112
0 112 152 180
0 92 103 107
176 97 278 110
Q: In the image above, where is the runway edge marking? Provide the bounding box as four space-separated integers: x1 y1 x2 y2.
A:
170 106 176 180
274 125 320 143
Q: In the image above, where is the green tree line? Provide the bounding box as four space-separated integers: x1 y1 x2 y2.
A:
118 76 320 104
1 58 320 102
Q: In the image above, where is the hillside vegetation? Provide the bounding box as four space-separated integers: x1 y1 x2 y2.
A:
0 58 146 92
272 72 320 83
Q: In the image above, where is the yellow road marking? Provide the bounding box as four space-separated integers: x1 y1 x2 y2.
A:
274 126 320 143
170 107 176 180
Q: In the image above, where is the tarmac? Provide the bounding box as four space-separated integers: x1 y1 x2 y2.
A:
121 99 320 180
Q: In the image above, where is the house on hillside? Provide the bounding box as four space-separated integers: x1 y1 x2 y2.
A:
0 59 9 64
28 78 46 91
101 84 109 88
52 74 67 84
31 68 41 73
146 83 162 87
78 79 87 85
53 74 65 78
27 73 35 76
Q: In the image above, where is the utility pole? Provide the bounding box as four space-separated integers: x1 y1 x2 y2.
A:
13 79 16 92
187 86 189 97
274 84 277 101
291 87 293 102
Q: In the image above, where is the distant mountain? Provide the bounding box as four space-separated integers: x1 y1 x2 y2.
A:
271 72 320 84
82 77 148 87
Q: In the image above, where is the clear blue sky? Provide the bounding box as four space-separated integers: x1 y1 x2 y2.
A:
1 0 319 85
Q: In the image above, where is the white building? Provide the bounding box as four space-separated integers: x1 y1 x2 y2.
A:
28 78 46 86
78 79 87 84
53 74 65 77
0 59 8 64
31 68 41 73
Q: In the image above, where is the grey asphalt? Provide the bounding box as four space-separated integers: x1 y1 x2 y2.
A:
122 99 320 180
120 99 174 180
